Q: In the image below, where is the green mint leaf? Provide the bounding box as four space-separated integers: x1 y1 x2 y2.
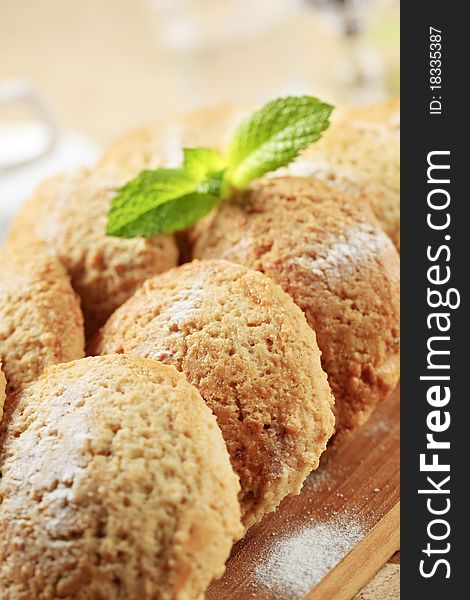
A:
106 168 220 237
183 148 227 196
107 96 334 238
183 147 225 180
225 95 334 188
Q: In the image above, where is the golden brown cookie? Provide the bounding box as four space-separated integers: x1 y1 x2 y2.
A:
6 168 179 336
193 178 400 435
99 103 249 178
0 241 84 399
0 355 242 599
283 98 400 250
92 259 335 529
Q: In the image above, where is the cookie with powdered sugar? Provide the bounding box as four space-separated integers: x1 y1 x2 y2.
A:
285 99 400 250
194 177 400 435
7 169 179 336
0 240 84 401
92 259 335 529
0 355 242 599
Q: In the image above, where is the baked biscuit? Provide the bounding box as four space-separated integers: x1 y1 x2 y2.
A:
7 169 179 336
194 178 400 435
99 103 248 178
92 259 335 529
0 241 84 399
284 98 400 249
0 355 242 599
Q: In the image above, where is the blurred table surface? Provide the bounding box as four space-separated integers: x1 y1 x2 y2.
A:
1 0 399 145
0 1 400 597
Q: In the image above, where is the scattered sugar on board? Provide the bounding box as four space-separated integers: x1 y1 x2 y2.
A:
361 417 391 438
305 461 346 492
253 513 364 597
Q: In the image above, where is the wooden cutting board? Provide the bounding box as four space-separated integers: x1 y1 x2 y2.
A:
207 387 400 600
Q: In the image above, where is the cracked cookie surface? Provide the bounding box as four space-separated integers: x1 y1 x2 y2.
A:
7 169 179 336
193 178 400 435
92 259 335 529
0 354 242 600
284 99 400 250
0 241 85 401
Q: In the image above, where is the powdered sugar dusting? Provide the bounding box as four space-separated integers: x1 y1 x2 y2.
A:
253 514 364 597
362 417 392 438
305 462 346 493
281 156 358 186
291 225 390 288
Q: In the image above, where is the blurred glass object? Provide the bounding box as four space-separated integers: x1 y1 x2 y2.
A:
0 79 99 242
0 78 58 171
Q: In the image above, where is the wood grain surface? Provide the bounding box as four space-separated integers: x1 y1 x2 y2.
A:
207 387 400 599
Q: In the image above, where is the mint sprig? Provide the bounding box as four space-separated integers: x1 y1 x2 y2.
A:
106 149 225 237
183 147 225 185
226 96 333 188
107 96 333 237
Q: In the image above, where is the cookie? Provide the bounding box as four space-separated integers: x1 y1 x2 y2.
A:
99 103 249 178
6 169 179 335
0 355 242 599
284 98 400 250
0 241 84 399
194 177 400 435
92 259 335 529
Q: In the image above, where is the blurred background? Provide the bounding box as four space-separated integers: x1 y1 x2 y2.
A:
0 0 399 238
